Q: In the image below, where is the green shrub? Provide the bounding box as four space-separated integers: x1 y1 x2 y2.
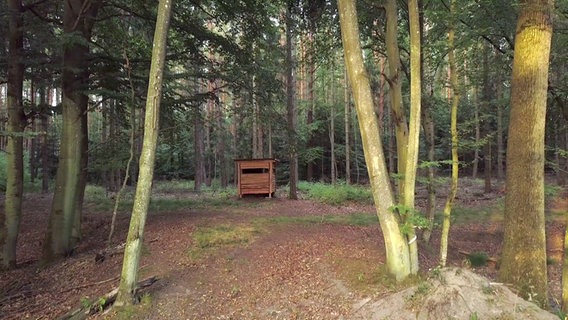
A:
299 181 372 205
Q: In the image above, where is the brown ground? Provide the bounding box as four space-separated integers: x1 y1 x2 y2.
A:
0 179 566 319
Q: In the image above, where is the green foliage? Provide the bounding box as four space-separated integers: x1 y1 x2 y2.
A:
467 251 489 267
390 204 430 235
299 181 373 205
0 151 43 192
544 183 563 200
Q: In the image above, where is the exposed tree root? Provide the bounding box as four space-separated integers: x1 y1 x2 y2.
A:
58 276 158 320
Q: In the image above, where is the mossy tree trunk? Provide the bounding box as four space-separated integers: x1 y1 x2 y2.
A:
115 0 172 306
338 0 412 281
500 0 553 308
2 0 25 270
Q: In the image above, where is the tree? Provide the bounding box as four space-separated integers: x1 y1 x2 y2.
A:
115 0 173 306
43 0 101 261
404 0 422 274
439 0 460 267
286 1 299 200
1 0 25 270
338 0 412 280
499 0 553 307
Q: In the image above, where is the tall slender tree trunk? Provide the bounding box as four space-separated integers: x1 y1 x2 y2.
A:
385 0 408 193
330 71 336 185
194 106 205 192
404 0 422 274
306 32 315 182
286 2 298 200
2 0 25 270
419 0 436 244
500 0 553 308
338 0 412 281
40 87 50 193
344 69 351 184
482 44 493 193
440 0 459 266
115 0 172 305
472 88 480 179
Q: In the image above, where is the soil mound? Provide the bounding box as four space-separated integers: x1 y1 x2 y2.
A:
351 267 558 320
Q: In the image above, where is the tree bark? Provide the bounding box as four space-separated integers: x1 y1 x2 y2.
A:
286 1 298 200
338 0 412 281
404 0 422 274
440 0 459 267
385 0 408 194
43 0 100 261
115 0 172 305
2 0 25 270
344 69 351 184
500 0 553 308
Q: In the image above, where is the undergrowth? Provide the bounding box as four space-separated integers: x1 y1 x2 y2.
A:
299 181 373 205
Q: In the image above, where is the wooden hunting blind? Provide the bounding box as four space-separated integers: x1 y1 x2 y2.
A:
234 158 277 198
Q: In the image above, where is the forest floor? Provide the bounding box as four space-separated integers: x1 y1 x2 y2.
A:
0 178 566 319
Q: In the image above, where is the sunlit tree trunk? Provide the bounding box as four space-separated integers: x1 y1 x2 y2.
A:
2 0 25 270
338 0 412 281
115 0 172 305
439 0 459 267
403 0 422 274
500 0 553 308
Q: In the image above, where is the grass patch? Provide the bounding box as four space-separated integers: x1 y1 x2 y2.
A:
84 181 241 213
188 224 261 262
450 203 504 224
256 213 378 227
299 181 373 205
193 224 259 249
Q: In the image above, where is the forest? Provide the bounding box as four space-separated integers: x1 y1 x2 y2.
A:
1 0 568 318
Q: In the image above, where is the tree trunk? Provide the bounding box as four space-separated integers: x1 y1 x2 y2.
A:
194 106 205 192
43 0 100 261
338 0 412 281
330 72 336 185
306 32 315 182
500 0 553 308
472 88 480 179
403 0 422 274
385 0 408 193
40 87 50 193
440 0 459 267
286 2 298 200
344 70 351 184
115 0 172 305
2 0 25 270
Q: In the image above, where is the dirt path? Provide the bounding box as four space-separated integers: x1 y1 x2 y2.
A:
0 189 565 319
